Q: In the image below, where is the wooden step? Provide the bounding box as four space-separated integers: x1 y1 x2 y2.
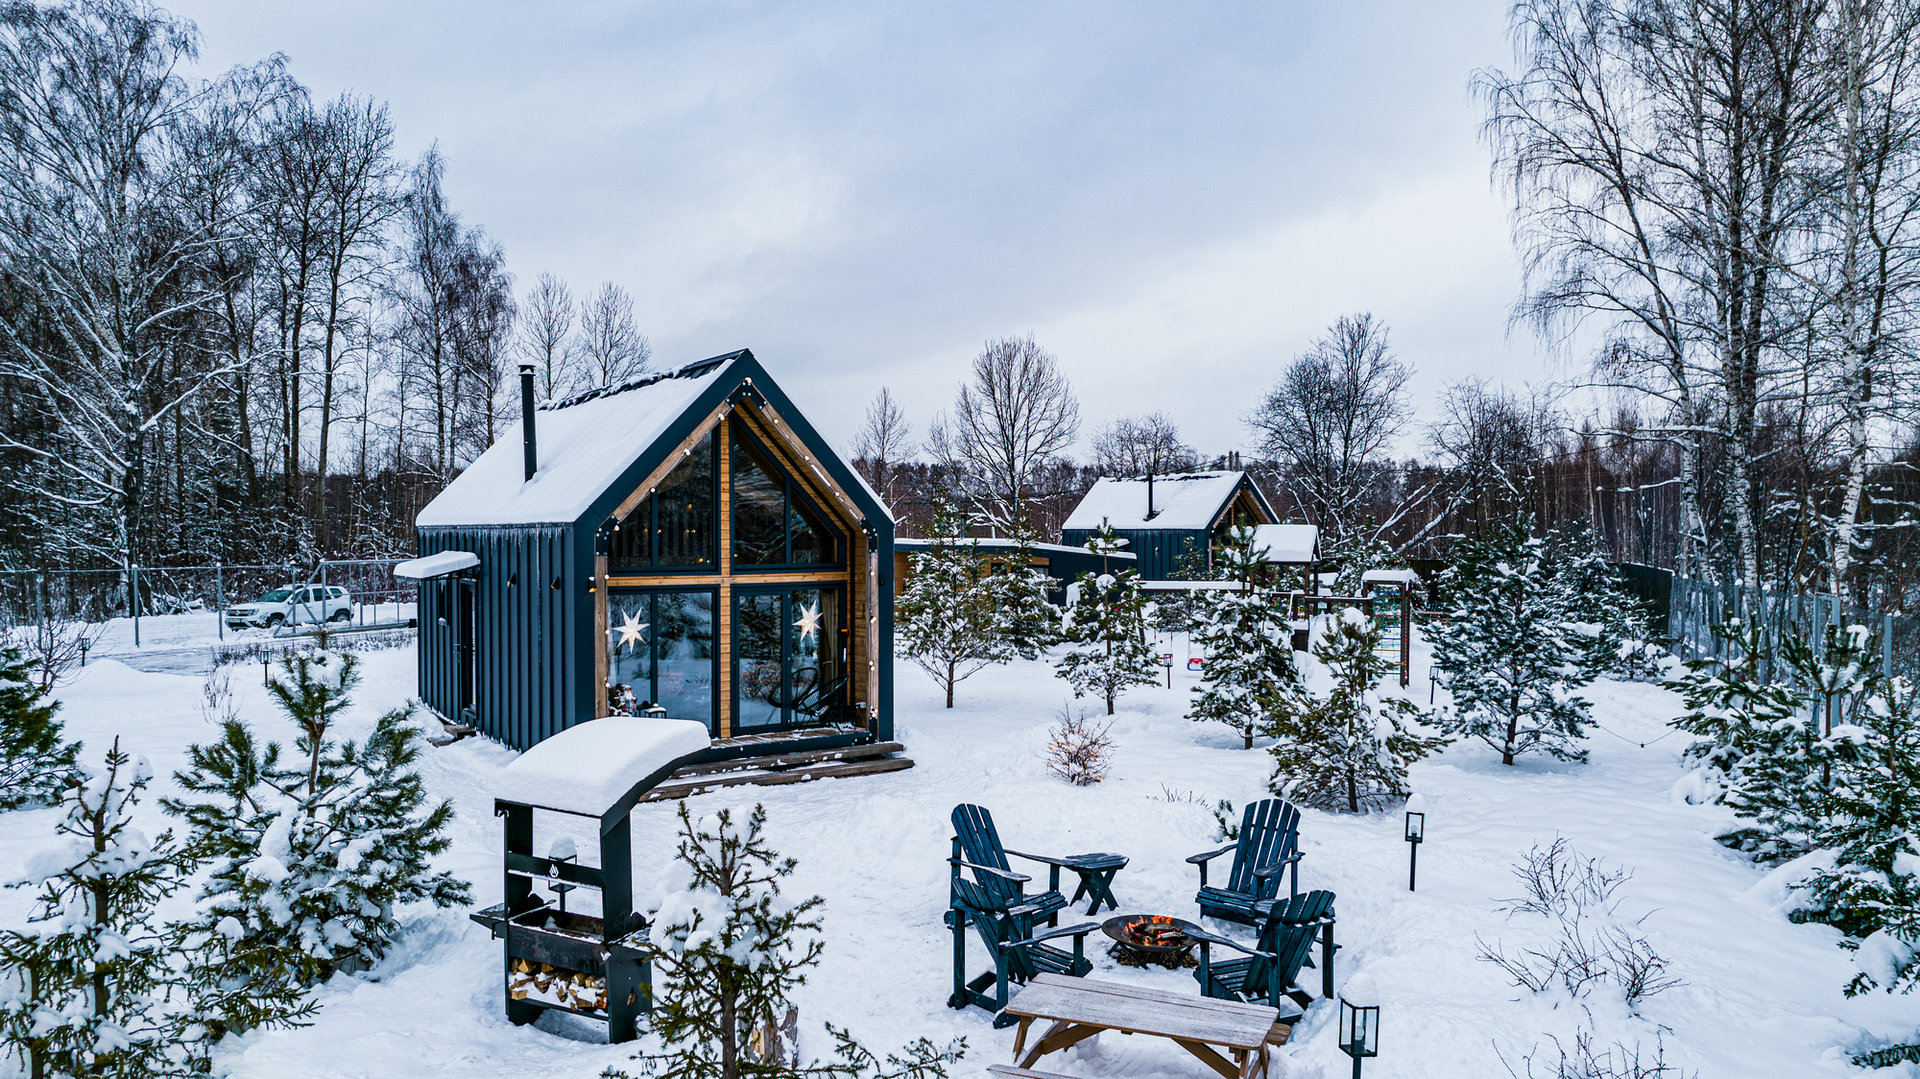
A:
642 755 914 802
987 1067 1080 1079
668 741 905 779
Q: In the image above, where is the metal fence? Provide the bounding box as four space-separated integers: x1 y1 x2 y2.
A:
0 559 415 645
1668 573 1920 681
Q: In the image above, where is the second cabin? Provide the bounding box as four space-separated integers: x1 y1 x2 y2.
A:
401 349 895 755
1058 470 1279 580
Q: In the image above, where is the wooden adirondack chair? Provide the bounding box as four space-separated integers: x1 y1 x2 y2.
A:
1188 799 1305 925
1189 888 1336 1012
947 805 1098 1027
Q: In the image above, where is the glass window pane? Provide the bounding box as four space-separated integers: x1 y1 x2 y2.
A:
735 592 784 728
731 434 785 565
788 495 835 565
607 593 654 715
788 588 840 713
656 435 715 567
654 591 715 730
608 501 653 569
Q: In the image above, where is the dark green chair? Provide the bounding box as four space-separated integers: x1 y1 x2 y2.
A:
1188 798 1304 925
1190 888 1336 1013
946 804 1097 1027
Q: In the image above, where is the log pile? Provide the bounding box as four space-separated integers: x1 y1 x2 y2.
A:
508 958 607 1013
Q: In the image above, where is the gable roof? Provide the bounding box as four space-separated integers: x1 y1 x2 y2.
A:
1061 470 1274 532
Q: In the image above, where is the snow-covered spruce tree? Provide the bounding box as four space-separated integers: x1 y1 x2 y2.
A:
0 739 197 1079
896 501 1013 708
614 803 964 1079
1665 618 1805 808
1268 608 1447 813
989 525 1062 660
0 643 80 809
1055 525 1157 716
1430 520 1598 766
1790 675 1920 1068
1331 532 1397 597
164 649 468 1036
1188 527 1298 748
1549 524 1659 680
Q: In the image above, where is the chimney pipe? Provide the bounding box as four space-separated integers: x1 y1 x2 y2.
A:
519 363 538 481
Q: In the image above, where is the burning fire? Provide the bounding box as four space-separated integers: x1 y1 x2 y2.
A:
1122 915 1187 948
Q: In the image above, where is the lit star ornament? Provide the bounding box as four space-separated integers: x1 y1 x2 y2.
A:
793 602 822 641
614 610 649 653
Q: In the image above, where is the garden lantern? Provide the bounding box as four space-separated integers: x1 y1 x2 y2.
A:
1404 809 1425 891
1337 995 1380 1079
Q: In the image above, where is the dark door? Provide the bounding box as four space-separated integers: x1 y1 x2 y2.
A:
454 578 477 722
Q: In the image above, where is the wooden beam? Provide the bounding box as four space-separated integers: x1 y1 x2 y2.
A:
594 551 609 719
717 420 733 738
604 569 850 589
610 398 733 524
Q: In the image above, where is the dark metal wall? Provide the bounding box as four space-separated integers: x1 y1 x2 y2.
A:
1059 528 1207 581
417 525 582 750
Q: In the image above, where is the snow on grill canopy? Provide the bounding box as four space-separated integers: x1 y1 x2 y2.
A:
1060 471 1249 531
1249 523 1318 564
415 355 738 527
494 717 711 818
392 550 479 580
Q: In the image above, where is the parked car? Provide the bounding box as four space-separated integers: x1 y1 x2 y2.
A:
225 585 354 630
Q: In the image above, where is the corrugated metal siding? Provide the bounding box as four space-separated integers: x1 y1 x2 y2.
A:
1059 527 1207 581
418 525 577 750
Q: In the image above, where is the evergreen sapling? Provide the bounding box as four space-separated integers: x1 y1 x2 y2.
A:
1268 608 1447 813
1665 618 1804 807
0 643 79 809
895 501 1013 708
1055 525 1157 715
1187 527 1299 748
0 739 197 1079
1431 522 1598 765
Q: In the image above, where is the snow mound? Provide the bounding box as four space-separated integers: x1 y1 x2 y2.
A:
493 718 711 815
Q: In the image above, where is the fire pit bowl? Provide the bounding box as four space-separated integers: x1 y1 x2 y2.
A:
1102 914 1202 968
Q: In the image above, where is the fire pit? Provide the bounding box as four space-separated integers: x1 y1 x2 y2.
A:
1102 914 1202 969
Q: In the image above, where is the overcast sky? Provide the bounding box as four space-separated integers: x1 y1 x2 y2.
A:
181 1 1547 460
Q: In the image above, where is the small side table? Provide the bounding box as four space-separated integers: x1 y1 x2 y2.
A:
1048 852 1128 915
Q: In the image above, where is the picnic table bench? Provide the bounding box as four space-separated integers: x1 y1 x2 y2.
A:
998 973 1287 1079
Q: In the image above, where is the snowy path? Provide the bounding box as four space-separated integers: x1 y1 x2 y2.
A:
0 642 1910 1079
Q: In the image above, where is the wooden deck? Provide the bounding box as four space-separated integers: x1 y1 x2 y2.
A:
640 726 913 802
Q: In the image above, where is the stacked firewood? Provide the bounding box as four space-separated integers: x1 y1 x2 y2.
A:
509 958 607 1012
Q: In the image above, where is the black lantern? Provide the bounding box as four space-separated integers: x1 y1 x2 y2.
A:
1404 809 1425 891
1337 995 1380 1079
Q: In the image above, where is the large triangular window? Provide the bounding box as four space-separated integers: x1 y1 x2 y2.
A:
730 428 840 568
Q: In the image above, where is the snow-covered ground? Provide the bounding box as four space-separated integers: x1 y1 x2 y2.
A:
1 635 1911 1078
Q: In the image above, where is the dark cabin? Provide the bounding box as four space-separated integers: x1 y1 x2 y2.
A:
892 538 1138 604
1058 471 1278 580
401 350 895 754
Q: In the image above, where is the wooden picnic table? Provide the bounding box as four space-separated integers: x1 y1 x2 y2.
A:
997 973 1286 1079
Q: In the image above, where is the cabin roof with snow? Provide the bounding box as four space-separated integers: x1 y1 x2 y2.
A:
1060 470 1277 532
1249 523 1318 565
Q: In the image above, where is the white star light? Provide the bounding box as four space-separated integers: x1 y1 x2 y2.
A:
793 601 822 642
614 610 649 653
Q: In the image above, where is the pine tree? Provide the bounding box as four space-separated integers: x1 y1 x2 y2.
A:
1187 527 1299 748
1550 524 1658 679
0 643 79 810
1790 675 1920 1068
896 501 1013 708
1430 520 1598 766
621 803 964 1079
1331 531 1396 597
990 524 1062 660
164 649 468 1036
1055 525 1157 716
1666 618 1804 807
1268 608 1448 813
0 739 198 1079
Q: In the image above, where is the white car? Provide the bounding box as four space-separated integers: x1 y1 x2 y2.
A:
225 585 354 630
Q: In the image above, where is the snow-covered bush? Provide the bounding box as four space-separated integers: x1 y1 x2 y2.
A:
0 643 79 809
1788 675 1920 1068
1431 521 1599 766
1331 533 1398 598
164 650 467 1036
1187 528 1299 748
619 803 964 1079
1044 702 1114 786
896 501 1014 709
1477 839 1679 1010
1665 618 1802 808
1267 608 1446 813
1055 525 1157 716
0 739 198 1079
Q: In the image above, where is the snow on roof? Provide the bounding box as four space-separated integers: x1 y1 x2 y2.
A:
1361 568 1421 583
895 537 1137 560
393 550 479 580
495 718 711 816
417 355 739 527
1249 523 1318 563
1061 471 1251 532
